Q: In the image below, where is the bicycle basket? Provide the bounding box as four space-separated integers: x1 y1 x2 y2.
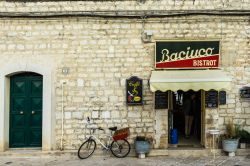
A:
113 127 130 141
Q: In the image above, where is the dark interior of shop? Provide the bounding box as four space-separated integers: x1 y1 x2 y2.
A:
169 90 202 148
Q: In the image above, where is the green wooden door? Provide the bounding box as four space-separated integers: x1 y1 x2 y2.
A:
10 73 43 148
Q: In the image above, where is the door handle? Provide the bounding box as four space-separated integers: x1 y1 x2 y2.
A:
32 111 35 114
20 111 24 114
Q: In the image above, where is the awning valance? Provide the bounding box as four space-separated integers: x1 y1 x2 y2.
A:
150 70 232 92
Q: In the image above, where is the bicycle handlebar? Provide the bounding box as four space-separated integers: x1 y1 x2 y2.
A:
87 117 104 131
89 127 104 132
98 127 104 130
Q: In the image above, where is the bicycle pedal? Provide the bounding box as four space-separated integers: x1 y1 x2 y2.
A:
102 148 109 151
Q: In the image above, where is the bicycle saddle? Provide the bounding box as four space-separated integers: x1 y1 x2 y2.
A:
108 127 117 131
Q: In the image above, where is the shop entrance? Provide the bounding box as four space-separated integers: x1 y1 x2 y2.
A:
169 90 203 148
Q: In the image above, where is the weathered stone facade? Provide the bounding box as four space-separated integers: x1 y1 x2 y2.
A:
0 0 250 11
0 0 249 151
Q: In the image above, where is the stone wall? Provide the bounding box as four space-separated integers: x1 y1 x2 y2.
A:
0 0 250 12
0 14 249 150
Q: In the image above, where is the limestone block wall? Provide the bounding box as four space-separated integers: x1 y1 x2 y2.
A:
0 14 249 150
0 0 250 13
51 18 154 149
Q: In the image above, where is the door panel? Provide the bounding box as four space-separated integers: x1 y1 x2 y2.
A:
29 130 42 146
10 73 42 148
13 81 26 95
11 130 26 147
29 78 43 146
12 97 26 112
29 112 42 127
12 114 25 127
30 80 43 95
30 98 42 111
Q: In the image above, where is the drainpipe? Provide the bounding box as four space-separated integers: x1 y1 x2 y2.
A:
60 81 66 151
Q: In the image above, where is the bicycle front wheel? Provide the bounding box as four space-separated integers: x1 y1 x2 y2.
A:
78 139 96 159
110 139 130 158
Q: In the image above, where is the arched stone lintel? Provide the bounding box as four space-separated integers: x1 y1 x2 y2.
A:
0 62 53 152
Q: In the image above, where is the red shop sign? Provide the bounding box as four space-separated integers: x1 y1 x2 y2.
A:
155 40 220 69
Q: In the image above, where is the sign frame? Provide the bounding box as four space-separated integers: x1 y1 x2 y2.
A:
126 76 143 105
155 40 221 69
240 87 250 98
219 91 227 105
155 90 168 109
205 90 218 108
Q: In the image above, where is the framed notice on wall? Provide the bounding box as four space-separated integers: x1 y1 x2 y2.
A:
126 76 143 105
205 90 218 108
240 87 250 98
155 91 168 109
219 91 226 105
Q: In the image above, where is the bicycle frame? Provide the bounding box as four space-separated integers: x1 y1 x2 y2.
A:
78 117 130 159
84 117 123 151
88 133 114 150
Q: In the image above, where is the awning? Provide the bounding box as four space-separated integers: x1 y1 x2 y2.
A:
150 70 232 92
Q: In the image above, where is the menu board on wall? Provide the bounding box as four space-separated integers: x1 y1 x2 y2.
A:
219 91 226 105
240 87 250 98
205 90 218 108
126 76 143 105
155 91 168 109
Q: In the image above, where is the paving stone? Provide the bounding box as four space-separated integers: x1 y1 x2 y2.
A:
0 0 250 152
0 155 249 166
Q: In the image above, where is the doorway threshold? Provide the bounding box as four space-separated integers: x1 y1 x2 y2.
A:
168 147 204 150
168 144 203 149
8 148 42 151
0 148 45 157
167 147 210 157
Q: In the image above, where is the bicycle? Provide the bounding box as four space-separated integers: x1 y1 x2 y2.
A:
77 117 131 159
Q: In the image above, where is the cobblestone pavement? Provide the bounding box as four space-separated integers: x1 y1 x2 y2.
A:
0 154 250 166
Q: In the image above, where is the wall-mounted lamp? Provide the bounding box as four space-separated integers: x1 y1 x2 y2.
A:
142 30 153 43
246 28 250 37
62 67 69 75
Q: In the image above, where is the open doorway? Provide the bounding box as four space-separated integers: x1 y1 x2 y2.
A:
169 90 202 148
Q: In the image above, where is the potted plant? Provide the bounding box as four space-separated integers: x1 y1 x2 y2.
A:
134 136 153 158
238 128 250 149
221 122 240 156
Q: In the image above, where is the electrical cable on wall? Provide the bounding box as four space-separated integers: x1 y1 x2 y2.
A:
0 10 250 18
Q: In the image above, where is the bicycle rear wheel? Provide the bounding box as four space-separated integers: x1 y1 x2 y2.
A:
78 139 96 159
110 139 130 158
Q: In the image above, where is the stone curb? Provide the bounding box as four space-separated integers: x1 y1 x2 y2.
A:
0 148 249 157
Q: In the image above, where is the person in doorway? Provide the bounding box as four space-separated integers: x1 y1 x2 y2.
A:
183 92 196 138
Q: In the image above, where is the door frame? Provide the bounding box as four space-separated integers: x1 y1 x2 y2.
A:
9 73 43 148
168 90 206 146
0 63 53 151
200 90 206 146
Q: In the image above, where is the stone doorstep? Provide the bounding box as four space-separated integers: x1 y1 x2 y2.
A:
0 148 249 158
